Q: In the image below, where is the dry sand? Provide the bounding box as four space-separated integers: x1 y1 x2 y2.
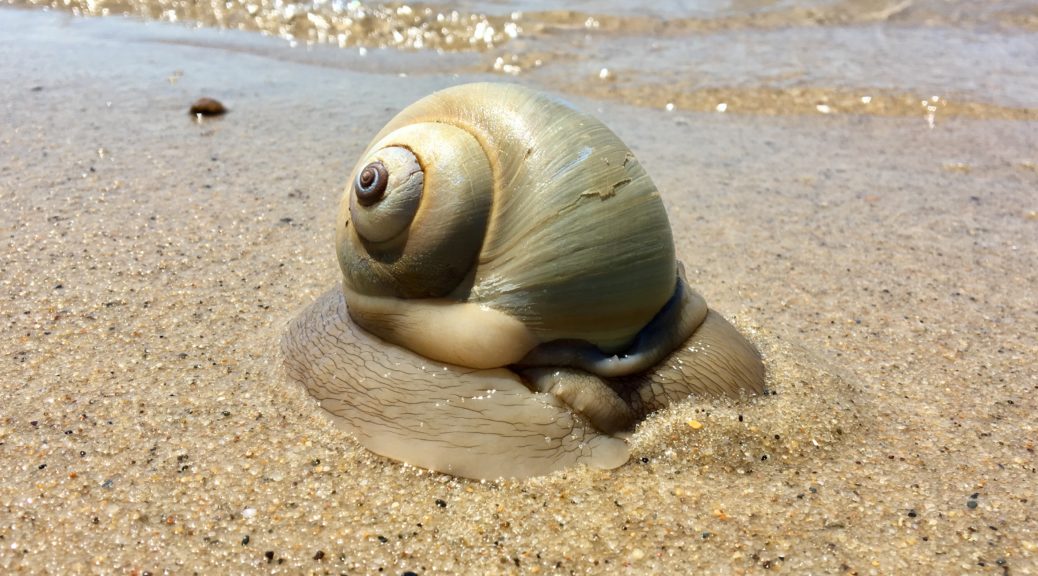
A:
1 8 1036 575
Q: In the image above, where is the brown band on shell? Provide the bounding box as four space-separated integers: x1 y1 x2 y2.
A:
355 161 389 206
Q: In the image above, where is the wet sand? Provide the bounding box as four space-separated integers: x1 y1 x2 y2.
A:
1 7 1036 574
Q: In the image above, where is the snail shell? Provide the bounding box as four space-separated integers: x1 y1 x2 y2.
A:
283 83 765 479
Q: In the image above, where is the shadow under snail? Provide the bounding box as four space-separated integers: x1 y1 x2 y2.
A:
282 83 766 479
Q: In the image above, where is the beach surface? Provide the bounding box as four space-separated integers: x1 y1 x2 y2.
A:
1 5 1036 574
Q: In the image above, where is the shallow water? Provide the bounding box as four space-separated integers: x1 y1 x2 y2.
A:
1 3 1036 574
8 0 1038 116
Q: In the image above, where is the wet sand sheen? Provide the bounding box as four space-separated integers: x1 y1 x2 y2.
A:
1 7 1036 575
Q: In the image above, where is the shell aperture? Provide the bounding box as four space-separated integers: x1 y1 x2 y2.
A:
283 83 767 479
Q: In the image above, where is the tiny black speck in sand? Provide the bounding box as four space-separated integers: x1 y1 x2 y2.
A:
189 97 227 117
434 499 447 508
967 499 978 509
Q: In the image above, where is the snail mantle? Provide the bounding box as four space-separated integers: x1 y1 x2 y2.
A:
282 83 765 480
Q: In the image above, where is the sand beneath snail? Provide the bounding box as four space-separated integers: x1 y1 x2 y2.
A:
1 9 1036 575
628 321 862 471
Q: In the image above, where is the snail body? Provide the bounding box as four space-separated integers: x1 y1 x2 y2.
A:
283 83 765 479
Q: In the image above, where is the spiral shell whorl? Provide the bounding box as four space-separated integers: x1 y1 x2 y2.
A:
337 122 492 299
338 83 676 358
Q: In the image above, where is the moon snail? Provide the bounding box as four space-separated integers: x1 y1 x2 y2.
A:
282 83 766 479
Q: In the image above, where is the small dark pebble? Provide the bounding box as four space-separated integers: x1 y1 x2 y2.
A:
971 492 980 499
434 499 447 508
189 97 227 117
967 499 978 509
30 420 38 427
313 550 325 560
31 86 43 92
264 551 275 563
101 479 113 489
907 509 917 518
701 531 711 539
38 463 46 470
402 572 419 576
280 217 294 224
377 535 389 543
54 284 63 290
241 535 250 546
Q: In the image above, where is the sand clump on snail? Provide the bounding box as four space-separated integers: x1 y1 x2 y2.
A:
282 83 767 479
